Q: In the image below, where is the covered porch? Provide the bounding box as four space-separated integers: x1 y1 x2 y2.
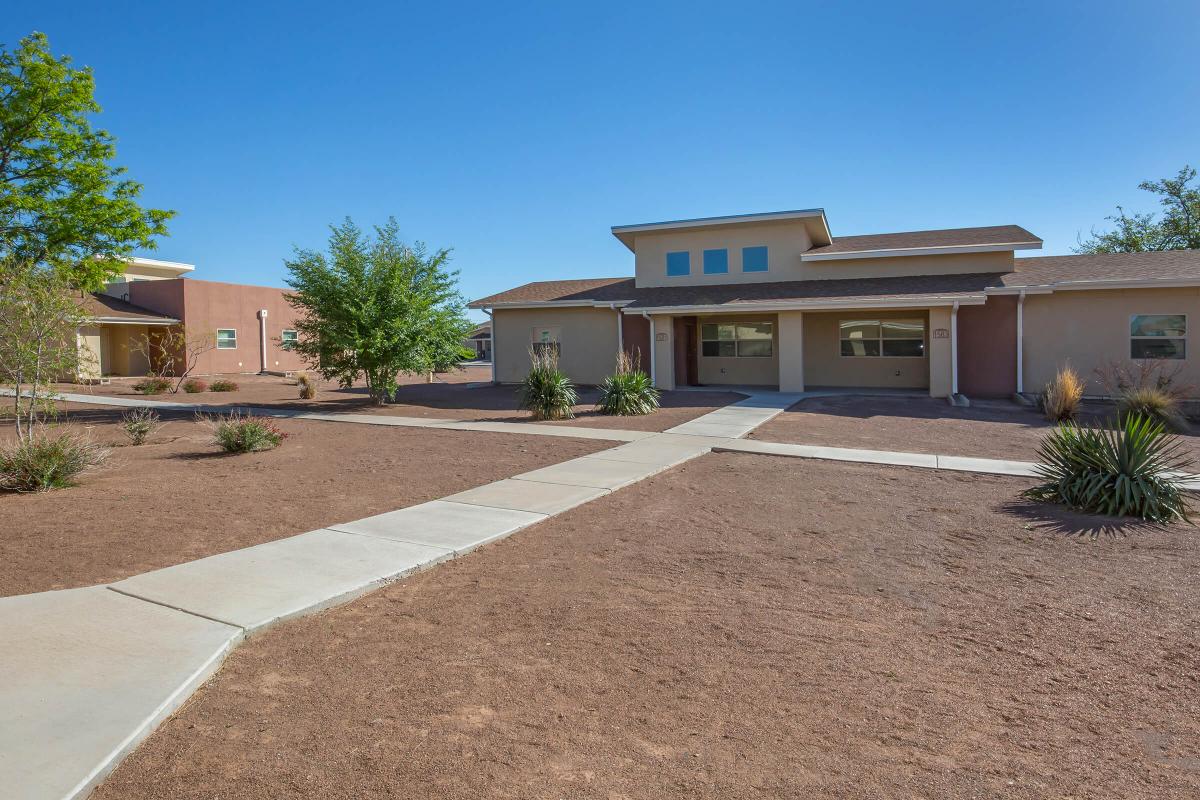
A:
75 294 179 381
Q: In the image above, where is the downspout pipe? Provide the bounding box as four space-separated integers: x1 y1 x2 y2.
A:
484 308 495 384
641 310 656 387
257 308 269 373
1016 290 1025 395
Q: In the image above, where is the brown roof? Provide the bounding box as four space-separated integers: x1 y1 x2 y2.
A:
470 250 1200 311
80 293 177 322
807 225 1041 256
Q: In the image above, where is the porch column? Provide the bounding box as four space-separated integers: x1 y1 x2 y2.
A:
651 314 675 391
927 307 953 398
777 311 804 393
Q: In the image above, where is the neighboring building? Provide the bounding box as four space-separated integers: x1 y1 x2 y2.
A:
75 258 305 380
464 321 492 362
470 209 1200 398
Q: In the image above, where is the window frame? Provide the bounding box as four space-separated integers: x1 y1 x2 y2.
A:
1130 313 1187 360
741 245 769 273
702 248 729 275
838 318 927 359
666 251 690 277
216 328 238 350
700 321 774 358
281 329 298 351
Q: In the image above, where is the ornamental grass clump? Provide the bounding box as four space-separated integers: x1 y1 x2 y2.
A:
203 411 287 453
0 430 109 492
132 376 172 395
121 407 163 445
597 350 659 416
1024 413 1192 523
1119 386 1188 432
295 372 317 400
518 346 577 420
1042 365 1084 422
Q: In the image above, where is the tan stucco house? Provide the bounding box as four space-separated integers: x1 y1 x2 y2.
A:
470 209 1200 399
74 257 306 380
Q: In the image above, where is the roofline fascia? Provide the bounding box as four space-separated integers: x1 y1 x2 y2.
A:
801 241 1043 262
470 299 635 311
987 276 1200 295
123 257 195 272
611 209 830 251
622 296 988 315
89 316 180 325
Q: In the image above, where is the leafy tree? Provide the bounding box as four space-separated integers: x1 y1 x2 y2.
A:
1076 166 1200 254
0 32 173 291
284 218 473 405
0 269 90 441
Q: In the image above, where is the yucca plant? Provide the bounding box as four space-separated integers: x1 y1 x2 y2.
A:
1024 413 1193 523
518 345 577 420
597 350 659 416
1041 364 1084 422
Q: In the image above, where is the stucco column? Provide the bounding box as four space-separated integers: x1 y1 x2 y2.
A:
777 311 805 393
927 306 953 398
652 314 675 391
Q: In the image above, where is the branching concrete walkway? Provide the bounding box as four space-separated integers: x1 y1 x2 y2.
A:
4 387 1196 799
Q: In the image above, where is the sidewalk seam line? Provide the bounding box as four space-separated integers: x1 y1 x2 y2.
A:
105 586 246 631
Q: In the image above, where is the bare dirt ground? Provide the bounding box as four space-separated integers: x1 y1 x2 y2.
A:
54 367 740 433
95 453 1200 800
750 394 1200 463
0 404 607 597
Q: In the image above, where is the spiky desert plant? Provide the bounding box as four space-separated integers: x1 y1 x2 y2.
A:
1119 386 1188 432
1024 413 1192 523
0 430 110 492
121 407 163 445
597 350 659 416
518 346 577 420
1042 365 1084 422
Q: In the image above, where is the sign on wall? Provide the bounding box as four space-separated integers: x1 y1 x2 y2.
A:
932 328 949 339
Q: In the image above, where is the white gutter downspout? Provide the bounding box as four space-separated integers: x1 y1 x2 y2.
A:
612 304 623 355
641 311 656 386
1016 290 1025 394
257 309 269 373
950 301 960 397
484 308 495 384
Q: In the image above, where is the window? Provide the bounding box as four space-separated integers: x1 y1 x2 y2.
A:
839 318 926 357
1131 314 1186 359
216 329 237 350
666 251 690 277
742 246 769 273
703 248 728 274
531 325 561 357
281 329 298 350
701 322 773 357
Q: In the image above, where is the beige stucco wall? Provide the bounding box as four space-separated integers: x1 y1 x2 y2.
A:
492 306 621 385
928 307 953 398
694 313 780 387
651 314 675 390
633 219 1014 288
802 309 934 391
102 325 151 377
76 326 103 381
634 221 815 288
1022 287 1200 397
777 311 804 393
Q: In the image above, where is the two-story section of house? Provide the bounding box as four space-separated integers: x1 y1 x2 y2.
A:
470 209 1200 399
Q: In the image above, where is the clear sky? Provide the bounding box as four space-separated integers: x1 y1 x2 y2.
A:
6 1 1199 320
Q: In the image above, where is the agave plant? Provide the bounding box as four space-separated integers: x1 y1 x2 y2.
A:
597 350 659 416
1024 413 1193 523
518 346 578 420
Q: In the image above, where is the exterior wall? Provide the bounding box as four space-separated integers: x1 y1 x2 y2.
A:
104 325 151 376
621 313 651 369
928 307 953 398
634 219 1014 289
129 279 305 376
694 313 780 387
634 220 815 288
957 295 1017 397
802 309 932 391
492 306 621 385
777 311 804 393
1022 287 1200 397
76 326 103 381
651 314 675 390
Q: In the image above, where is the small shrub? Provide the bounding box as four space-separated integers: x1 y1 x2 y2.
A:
1119 386 1188 432
0 431 110 492
203 411 287 453
132 376 172 395
597 350 659 416
1042 365 1084 422
181 378 208 393
209 379 239 392
1024 413 1192 523
518 346 577 420
122 407 163 445
295 372 317 399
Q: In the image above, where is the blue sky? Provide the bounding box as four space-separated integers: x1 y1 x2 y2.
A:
6 1 1199 320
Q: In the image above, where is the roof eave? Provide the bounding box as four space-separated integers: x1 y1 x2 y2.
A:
802 241 1043 262
470 299 634 310
610 209 831 252
623 295 989 315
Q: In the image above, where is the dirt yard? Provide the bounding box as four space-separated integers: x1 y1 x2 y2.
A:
56 368 740 433
94 453 1200 800
751 394 1200 463
0 405 608 597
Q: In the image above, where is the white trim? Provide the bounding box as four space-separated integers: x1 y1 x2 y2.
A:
1016 290 1025 394
475 299 634 311
951 302 960 396
125 256 195 273
624 295 988 316
216 328 238 349
801 241 1042 262
988 277 1200 295
90 316 178 326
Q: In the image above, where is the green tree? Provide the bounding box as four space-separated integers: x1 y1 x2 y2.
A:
0 32 173 290
284 218 473 405
1076 166 1200 254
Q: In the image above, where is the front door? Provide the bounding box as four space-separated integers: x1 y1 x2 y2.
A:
673 316 699 386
